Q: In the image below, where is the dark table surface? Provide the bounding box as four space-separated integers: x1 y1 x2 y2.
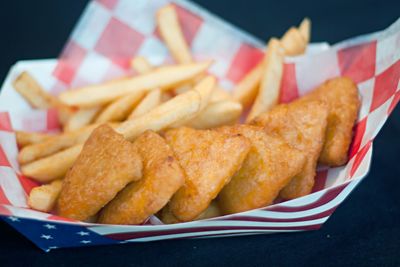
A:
0 0 399 266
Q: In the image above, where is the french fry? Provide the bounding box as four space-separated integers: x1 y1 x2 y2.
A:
174 84 192 95
299 17 311 44
13 71 58 109
280 27 307 56
118 75 215 141
28 179 63 212
210 86 232 103
22 76 215 182
246 38 284 122
232 63 263 107
64 107 101 132
95 93 144 123
13 72 84 127
21 144 83 183
128 89 162 119
232 21 311 108
128 57 162 119
130 56 153 73
59 61 211 107
18 123 101 164
186 100 242 129
157 4 192 64
15 131 54 147
161 92 173 102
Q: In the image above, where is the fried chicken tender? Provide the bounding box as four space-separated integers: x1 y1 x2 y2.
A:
252 101 328 199
98 131 185 225
57 125 142 221
297 77 360 166
217 125 306 214
165 127 251 222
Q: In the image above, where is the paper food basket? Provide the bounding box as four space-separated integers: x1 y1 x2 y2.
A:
0 0 399 252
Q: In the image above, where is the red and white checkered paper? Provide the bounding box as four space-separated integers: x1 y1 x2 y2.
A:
0 0 399 248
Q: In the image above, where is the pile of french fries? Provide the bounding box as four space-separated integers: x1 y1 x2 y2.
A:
13 5 310 217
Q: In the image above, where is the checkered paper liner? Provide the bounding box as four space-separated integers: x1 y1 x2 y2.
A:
0 0 399 252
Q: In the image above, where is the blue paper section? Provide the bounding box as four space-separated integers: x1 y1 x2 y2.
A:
1 215 119 252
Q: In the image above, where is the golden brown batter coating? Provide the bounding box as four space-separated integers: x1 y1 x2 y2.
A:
217 125 306 214
165 127 251 222
252 100 328 199
57 125 142 221
98 131 185 225
297 77 360 166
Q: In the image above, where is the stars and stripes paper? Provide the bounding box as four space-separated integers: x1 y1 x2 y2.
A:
0 0 398 251
1 216 119 252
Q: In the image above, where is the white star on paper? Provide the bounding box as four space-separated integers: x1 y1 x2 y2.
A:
76 231 90 236
41 234 53 240
43 224 56 230
8 216 20 222
80 240 91 244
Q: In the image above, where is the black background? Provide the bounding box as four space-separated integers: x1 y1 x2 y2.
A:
0 0 399 266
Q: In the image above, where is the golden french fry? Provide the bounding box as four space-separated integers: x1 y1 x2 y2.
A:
13 71 58 109
95 93 144 123
299 17 311 44
280 27 307 56
59 61 211 107
128 89 162 119
130 56 154 73
64 107 101 132
18 123 100 164
22 76 215 182
128 57 162 119
157 5 192 64
13 72 74 124
232 63 263 107
174 84 192 94
28 179 63 212
246 38 284 122
15 131 54 147
21 144 83 183
232 22 311 108
210 86 232 103
185 100 242 129
161 92 173 102
117 75 215 141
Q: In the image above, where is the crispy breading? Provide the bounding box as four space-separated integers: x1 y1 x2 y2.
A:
161 201 221 224
57 125 142 221
165 127 250 222
297 77 360 166
98 131 185 225
217 125 306 214
252 100 328 199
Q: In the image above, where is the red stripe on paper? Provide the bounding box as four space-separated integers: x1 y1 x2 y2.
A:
220 206 337 223
104 224 323 241
0 112 12 132
279 63 299 103
0 146 11 167
265 183 348 212
0 187 11 206
350 141 372 177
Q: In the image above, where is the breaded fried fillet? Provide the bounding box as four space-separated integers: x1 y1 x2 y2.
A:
98 131 185 225
297 77 360 166
252 100 328 199
57 125 142 221
165 127 250 222
217 125 306 214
